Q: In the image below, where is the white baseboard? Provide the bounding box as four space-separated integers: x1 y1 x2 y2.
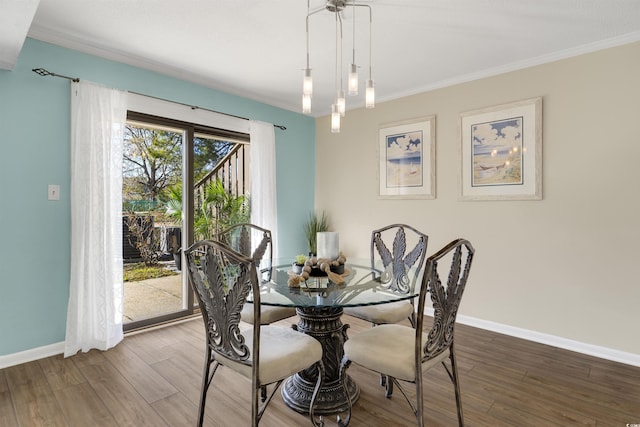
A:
0 341 65 369
2 315 639 369
450 311 640 368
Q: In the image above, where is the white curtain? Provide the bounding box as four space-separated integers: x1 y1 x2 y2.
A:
249 120 278 258
65 81 128 357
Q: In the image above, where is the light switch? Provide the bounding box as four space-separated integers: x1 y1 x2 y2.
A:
48 184 60 201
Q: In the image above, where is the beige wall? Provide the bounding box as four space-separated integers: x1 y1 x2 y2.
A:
315 42 640 356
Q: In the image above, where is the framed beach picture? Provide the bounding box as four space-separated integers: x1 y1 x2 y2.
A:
378 116 436 199
459 97 542 200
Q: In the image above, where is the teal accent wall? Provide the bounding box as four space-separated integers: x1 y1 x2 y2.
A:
0 38 315 356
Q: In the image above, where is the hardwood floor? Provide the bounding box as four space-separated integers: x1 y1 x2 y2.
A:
1 315 639 426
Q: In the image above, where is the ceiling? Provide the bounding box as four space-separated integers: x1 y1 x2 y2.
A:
4 0 640 117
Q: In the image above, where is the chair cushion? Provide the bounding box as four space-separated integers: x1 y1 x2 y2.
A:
344 301 413 325
241 304 296 325
216 325 323 385
343 324 447 381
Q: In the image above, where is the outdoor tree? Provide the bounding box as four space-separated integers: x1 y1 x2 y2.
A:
123 124 236 202
193 136 235 182
123 125 182 201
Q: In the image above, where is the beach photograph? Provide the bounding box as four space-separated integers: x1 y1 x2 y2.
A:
471 117 524 187
385 130 423 188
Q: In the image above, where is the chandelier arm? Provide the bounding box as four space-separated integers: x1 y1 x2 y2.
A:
339 12 343 89
306 1 310 69
346 4 373 78
352 0 356 64
302 0 313 113
308 5 328 16
368 5 372 80
335 6 339 93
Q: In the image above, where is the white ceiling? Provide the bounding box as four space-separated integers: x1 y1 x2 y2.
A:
4 0 640 116
0 0 39 69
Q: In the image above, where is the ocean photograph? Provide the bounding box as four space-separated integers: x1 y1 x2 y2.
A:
385 131 423 188
471 117 523 186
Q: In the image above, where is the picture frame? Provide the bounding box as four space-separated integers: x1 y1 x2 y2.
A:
459 97 542 200
378 116 436 199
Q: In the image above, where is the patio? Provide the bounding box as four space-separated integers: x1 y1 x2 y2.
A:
123 262 183 323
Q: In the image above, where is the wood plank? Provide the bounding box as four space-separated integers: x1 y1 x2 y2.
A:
588 361 640 400
4 361 68 426
119 325 180 365
103 340 178 404
149 392 210 427
465 364 597 425
523 370 640 423
38 353 86 391
53 381 117 426
487 400 567 427
0 371 19 427
71 350 169 426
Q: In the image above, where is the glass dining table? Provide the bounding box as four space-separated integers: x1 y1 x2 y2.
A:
247 259 420 416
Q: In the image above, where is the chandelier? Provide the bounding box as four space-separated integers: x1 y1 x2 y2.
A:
302 0 375 133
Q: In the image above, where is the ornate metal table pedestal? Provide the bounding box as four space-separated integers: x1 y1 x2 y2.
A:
281 306 359 415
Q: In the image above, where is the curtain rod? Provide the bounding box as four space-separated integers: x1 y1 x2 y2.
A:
32 68 287 130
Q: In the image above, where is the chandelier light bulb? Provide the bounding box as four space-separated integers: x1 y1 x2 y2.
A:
337 89 346 117
365 78 375 109
348 64 358 95
302 93 312 114
303 68 313 96
331 104 341 133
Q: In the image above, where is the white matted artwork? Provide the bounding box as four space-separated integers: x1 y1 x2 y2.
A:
459 97 542 200
378 116 435 199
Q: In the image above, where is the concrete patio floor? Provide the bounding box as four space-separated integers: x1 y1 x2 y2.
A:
123 273 183 323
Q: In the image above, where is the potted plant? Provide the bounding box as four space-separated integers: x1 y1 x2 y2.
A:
292 254 307 274
304 211 330 256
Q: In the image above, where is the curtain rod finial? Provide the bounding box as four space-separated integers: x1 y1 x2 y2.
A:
33 67 80 82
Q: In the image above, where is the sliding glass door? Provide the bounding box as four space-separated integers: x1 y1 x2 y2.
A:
122 111 249 331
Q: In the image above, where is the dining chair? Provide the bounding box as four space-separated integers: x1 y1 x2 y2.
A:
343 224 428 327
338 239 475 427
185 239 325 427
218 223 297 324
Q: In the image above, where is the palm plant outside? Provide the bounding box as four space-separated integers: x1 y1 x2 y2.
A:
163 179 250 241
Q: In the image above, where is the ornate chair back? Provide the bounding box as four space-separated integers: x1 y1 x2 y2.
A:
218 223 272 281
185 239 262 362
217 223 296 326
370 223 429 294
416 238 475 361
344 224 428 328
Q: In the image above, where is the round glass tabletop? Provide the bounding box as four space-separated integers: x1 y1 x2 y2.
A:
248 259 420 308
